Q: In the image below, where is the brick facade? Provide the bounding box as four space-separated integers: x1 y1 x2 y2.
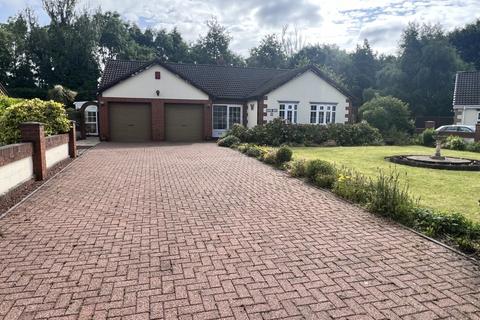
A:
20 122 47 181
98 97 212 141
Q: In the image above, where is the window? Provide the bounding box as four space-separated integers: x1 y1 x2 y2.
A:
310 105 317 123
310 104 336 124
85 109 98 135
278 103 297 124
478 112 480 122
212 105 242 137
213 105 228 130
86 111 96 123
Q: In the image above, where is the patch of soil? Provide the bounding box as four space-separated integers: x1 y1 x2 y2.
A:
0 158 72 217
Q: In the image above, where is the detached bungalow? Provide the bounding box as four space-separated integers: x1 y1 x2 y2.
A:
453 71 480 126
97 59 354 142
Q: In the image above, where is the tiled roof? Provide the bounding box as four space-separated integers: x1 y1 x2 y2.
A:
98 59 352 100
454 71 480 106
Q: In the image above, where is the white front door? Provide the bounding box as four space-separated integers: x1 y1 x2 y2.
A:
212 104 242 138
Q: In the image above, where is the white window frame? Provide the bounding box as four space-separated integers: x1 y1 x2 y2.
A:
212 104 243 138
310 104 337 124
84 105 98 135
278 103 298 124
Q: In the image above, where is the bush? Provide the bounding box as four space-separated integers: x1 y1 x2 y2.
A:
383 127 412 145
367 170 416 225
305 160 336 188
245 145 263 158
359 96 414 139
466 141 480 153
233 118 383 147
0 98 70 145
444 135 466 151
217 135 240 148
261 149 277 165
419 128 436 147
236 143 249 153
226 123 248 141
276 146 292 164
333 168 372 205
287 159 307 177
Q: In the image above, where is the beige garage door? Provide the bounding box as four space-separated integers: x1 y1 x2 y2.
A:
165 104 203 142
109 103 151 142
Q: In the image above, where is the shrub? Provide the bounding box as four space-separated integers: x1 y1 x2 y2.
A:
0 98 70 145
383 127 412 145
444 135 466 151
367 170 416 225
333 168 372 205
276 146 292 164
226 123 248 141
359 96 414 138
239 119 382 147
466 141 480 153
217 135 240 148
236 143 249 153
419 128 436 147
287 159 307 177
245 145 263 158
305 159 336 188
261 149 277 165
314 172 336 188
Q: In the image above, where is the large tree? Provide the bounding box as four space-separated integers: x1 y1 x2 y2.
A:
450 19 480 70
348 39 377 104
247 34 286 68
190 18 244 66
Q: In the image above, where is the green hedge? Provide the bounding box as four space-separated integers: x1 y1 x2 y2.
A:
0 98 71 145
226 119 383 146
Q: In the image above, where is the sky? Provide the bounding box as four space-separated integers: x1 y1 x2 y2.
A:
1 0 479 56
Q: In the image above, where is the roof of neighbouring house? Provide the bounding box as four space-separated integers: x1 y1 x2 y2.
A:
98 59 353 100
454 71 480 106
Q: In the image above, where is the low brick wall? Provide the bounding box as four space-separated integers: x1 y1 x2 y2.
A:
0 122 77 196
45 134 69 169
0 143 35 195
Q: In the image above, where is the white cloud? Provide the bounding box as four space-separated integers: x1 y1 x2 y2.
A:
1 0 479 56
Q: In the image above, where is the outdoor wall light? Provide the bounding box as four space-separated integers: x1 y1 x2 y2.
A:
156 90 160 96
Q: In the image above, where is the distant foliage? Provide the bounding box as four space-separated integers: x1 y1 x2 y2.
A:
444 135 466 151
0 98 70 145
419 128 437 147
359 96 414 143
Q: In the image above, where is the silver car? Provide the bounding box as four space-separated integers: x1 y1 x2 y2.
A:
435 125 476 133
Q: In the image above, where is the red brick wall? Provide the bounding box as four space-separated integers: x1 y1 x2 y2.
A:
45 134 69 150
0 143 33 166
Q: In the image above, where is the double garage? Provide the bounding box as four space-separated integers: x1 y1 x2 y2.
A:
107 102 205 142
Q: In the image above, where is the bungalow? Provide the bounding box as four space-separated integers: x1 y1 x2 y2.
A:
453 71 480 126
97 59 354 142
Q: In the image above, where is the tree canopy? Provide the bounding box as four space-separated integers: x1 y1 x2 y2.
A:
0 0 478 118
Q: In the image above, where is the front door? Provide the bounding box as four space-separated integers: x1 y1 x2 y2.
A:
212 104 242 138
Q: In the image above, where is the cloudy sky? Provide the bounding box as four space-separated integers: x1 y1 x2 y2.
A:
1 0 479 56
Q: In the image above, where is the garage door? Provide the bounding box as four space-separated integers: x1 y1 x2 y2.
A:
109 103 151 142
165 104 203 142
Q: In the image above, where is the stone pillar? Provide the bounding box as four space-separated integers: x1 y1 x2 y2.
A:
475 124 480 142
20 122 46 181
425 121 435 129
69 120 77 158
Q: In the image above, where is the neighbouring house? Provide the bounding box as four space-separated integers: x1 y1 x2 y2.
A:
453 71 480 126
97 59 354 142
0 82 8 96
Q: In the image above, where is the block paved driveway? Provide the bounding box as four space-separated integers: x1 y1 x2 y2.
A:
1 143 479 320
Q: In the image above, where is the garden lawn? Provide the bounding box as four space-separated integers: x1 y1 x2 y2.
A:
292 146 480 223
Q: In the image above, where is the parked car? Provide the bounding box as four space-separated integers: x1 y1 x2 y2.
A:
435 125 476 133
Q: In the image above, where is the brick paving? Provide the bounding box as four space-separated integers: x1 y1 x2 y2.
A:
0 142 479 320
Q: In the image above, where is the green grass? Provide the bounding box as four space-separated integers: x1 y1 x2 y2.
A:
292 146 480 223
